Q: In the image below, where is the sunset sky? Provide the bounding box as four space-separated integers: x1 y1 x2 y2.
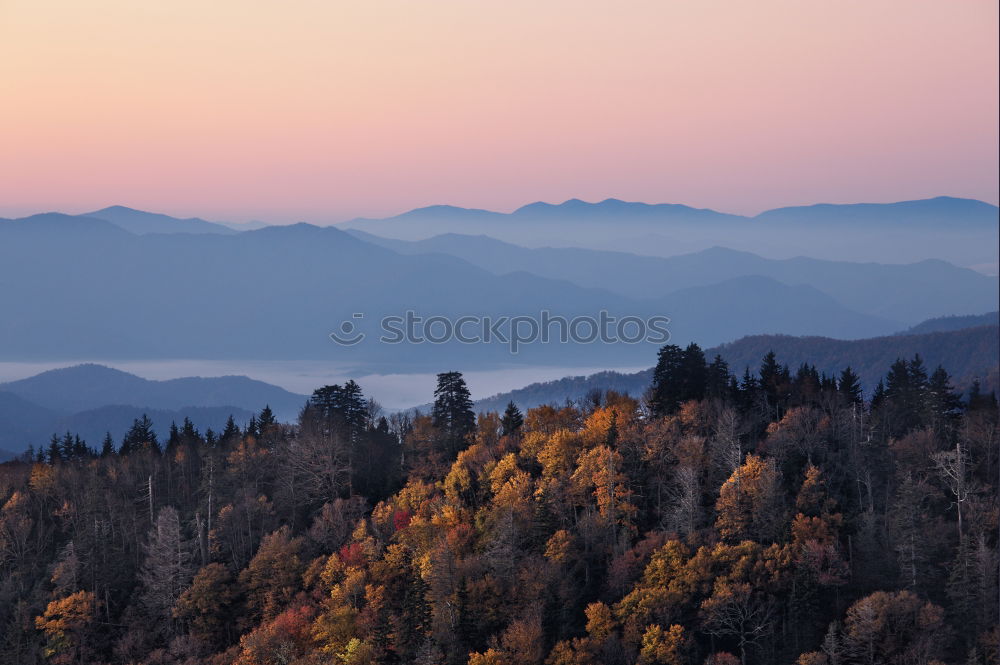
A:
1 0 997 222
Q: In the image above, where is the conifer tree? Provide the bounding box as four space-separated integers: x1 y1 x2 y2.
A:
100 432 115 457
432 371 476 456
838 367 863 405
500 401 524 437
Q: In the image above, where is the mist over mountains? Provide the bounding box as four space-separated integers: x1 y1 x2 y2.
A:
2 198 997 372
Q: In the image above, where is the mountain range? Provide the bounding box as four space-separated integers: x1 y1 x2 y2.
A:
1 212 937 368
5 196 995 267
345 231 998 324
339 196 999 267
0 364 309 459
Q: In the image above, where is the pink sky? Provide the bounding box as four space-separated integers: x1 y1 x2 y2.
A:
1 0 997 223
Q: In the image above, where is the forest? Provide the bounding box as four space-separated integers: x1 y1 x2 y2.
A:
0 346 997 665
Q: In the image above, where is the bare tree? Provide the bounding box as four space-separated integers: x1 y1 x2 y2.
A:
700 582 774 665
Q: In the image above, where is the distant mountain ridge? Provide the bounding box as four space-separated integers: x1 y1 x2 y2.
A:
345 230 998 324
339 196 999 266
348 196 997 228
0 394 254 460
900 311 998 335
0 214 906 366
0 364 307 420
0 364 311 458
81 205 237 235
472 323 999 413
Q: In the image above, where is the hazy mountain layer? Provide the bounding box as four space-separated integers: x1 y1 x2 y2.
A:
340 196 999 267
346 230 998 323
0 214 901 368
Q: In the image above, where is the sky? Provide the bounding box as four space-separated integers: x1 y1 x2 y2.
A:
1 0 997 223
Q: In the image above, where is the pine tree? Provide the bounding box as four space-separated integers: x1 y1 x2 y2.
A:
121 414 159 455
500 401 524 437
838 367 863 405
706 354 732 400
258 405 277 432
680 342 708 403
47 434 61 464
166 421 181 454
180 417 201 445
649 344 685 417
432 371 476 456
310 381 366 441
100 432 115 457
927 366 962 437
220 415 241 443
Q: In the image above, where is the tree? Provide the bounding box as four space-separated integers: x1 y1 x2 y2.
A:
706 355 733 400
839 590 946 664
432 371 476 456
932 440 972 545
638 624 689 665
888 473 936 590
140 506 194 631
99 431 115 457
174 563 238 647
649 344 708 417
258 405 278 433
927 366 962 436
759 351 789 415
311 381 366 442
239 526 305 622
501 401 525 438
35 591 98 665
221 414 241 443
650 344 685 417
700 582 774 665
121 414 159 455
715 455 784 543
838 367 862 406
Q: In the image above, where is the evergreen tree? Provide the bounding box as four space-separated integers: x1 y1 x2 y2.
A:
166 422 181 453
500 401 524 437
47 434 61 464
706 354 732 400
680 342 708 402
310 381 366 441
220 415 241 443
121 414 159 455
927 366 963 436
838 367 863 405
100 432 115 458
649 344 685 417
871 379 887 411
432 371 476 456
180 417 201 445
258 405 277 432
759 351 790 416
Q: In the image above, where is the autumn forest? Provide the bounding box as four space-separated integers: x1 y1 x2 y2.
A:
1 346 998 665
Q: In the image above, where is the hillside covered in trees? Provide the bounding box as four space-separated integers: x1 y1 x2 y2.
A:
0 347 997 665
474 323 999 413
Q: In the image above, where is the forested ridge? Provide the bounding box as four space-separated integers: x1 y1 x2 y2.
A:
1 348 997 665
